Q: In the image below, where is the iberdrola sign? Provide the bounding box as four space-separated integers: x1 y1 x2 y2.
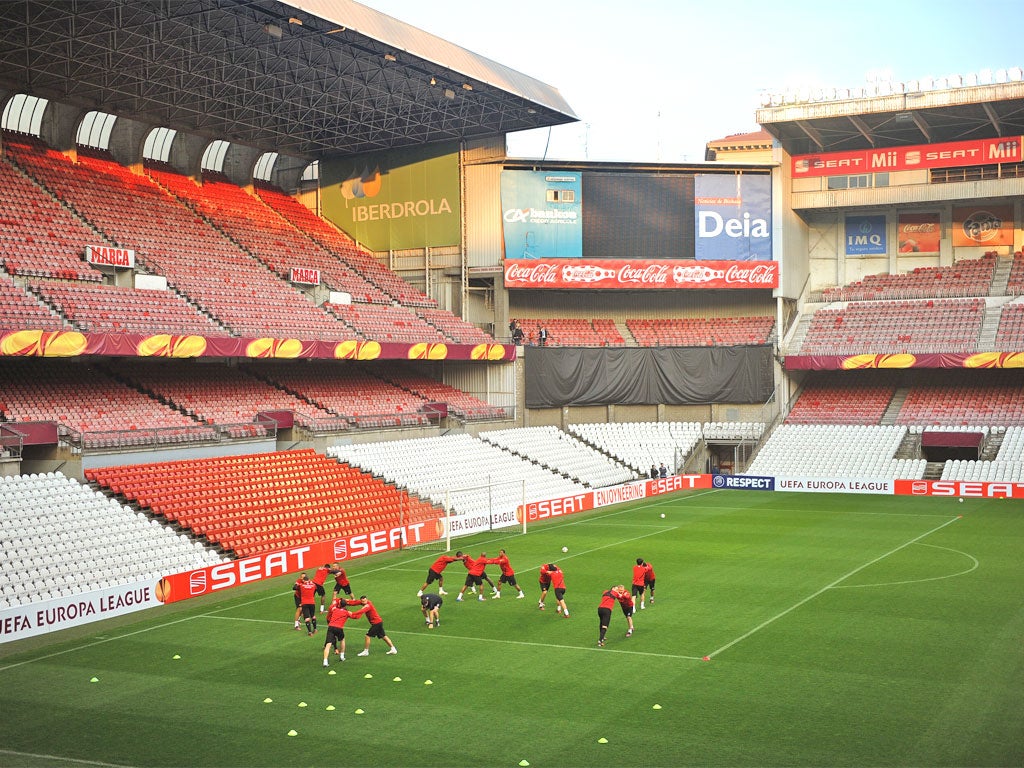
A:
321 141 461 251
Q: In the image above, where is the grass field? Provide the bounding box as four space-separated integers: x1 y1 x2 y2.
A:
1 488 1022 768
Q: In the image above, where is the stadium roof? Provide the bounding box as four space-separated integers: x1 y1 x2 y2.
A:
756 81 1024 156
0 0 577 160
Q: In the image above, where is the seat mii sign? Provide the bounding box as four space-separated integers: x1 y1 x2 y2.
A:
694 174 771 261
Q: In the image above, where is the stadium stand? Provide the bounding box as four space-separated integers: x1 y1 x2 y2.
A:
0 146 104 282
799 298 985 354
150 169 393 305
85 449 441 558
479 425 639 487
373 362 509 421
29 280 229 336
567 421 704 474
993 300 1024 350
626 315 775 346
786 380 897 425
323 301 448 343
1008 252 1024 296
894 372 1024 426
5 141 351 339
413 307 496 344
328 434 588 518
0 272 66 330
745 424 926 480
820 254 998 301
0 472 224 607
512 318 626 347
255 184 437 308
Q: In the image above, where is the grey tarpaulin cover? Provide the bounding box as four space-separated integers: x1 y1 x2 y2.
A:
524 345 773 408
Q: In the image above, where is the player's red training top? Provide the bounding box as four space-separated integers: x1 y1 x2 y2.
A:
538 563 551 585
333 568 349 587
549 568 566 590
346 599 382 625
598 590 617 610
632 564 647 587
614 589 634 610
430 554 461 573
327 605 368 629
297 580 317 605
644 563 656 583
466 555 488 577
312 566 330 586
491 553 514 577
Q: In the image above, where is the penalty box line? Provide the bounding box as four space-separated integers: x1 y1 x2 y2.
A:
704 515 963 661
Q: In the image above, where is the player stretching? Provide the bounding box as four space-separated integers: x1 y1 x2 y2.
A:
632 558 648 610
418 551 466 597
538 562 553 610
612 584 635 636
456 552 491 602
548 564 569 617
489 549 525 599
322 602 369 666
294 573 319 635
597 587 617 647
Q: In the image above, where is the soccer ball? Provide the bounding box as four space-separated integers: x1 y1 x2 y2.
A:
561 546 568 553
660 513 666 519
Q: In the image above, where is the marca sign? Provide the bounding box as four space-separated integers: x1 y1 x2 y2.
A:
793 136 1023 177
85 245 135 268
504 259 778 290
290 267 321 285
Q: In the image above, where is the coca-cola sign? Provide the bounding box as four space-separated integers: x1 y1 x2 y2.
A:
504 259 778 290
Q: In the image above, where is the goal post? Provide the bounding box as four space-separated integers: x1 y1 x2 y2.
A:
402 478 527 552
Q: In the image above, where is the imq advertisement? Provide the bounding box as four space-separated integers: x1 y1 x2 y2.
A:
321 142 461 252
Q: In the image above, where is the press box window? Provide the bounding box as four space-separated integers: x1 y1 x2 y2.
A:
546 189 575 203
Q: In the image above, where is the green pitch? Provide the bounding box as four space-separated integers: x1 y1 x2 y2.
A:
1 489 1021 767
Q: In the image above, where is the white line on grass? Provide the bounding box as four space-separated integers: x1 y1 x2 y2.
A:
0 749 133 767
704 515 963 661
830 542 979 589
199 614 705 660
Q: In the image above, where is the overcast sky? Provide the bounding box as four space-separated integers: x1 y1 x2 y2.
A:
357 0 1024 163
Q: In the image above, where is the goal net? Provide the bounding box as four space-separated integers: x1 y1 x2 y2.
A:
403 478 527 552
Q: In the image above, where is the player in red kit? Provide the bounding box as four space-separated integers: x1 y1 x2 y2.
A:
332 563 353 600
643 561 656 605
538 562 553 610
632 558 648 610
488 549 525 599
345 595 398 656
597 587 617 646
612 584 635 636
294 573 319 635
312 563 331 613
321 602 370 666
418 551 466 597
548 564 569 617
456 553 491 602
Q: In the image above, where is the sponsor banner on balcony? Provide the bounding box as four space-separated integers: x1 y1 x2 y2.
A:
792 136 1023 177
289 267 321 285
898 213 941 253
500 170 582 259
845 215 887 255
785 351 1024 370
503 259 778 289
951 205 1014 247
694 174 771 261
85 245 135 268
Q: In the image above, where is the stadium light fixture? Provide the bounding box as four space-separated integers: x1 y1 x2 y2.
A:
384 53 397 62
462 83 473 91
430 77 436 85
264 22 283 39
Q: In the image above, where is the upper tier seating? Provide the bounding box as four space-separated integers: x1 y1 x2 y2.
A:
626 315 775 346
324 301 448 343
246 363 431 428
786 381 896 425
374 362 509 421
86 449 441 558
150 170 392 304
1008 252 1024 296
6 141 350 339
821 254 997 301
0 272 66 330
414 307 495 345
114 359 346 433
256 184 437 308
512 318 626 347
30 280 229 336
0 472 225 608
895 373 1024 426
800 298 985 354
0 359 211 448
0 146 104 282
993 301 1024 351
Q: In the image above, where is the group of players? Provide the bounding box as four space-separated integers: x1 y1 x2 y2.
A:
415 548 657 647
292 549 658 665
292 563 398 667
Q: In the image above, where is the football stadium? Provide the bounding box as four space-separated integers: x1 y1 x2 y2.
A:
0 2 1022 766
